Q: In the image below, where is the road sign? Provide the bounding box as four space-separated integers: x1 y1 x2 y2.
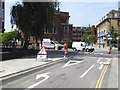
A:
38 46 47 55
108 38 112 40
37 46 47 61
108 34 112 40
108 34 112 38
116 36 119 40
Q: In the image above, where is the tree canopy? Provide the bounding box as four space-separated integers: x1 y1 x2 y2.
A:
105 26 120 44
81 25 96 44
11 1 58 48
0 30 21 46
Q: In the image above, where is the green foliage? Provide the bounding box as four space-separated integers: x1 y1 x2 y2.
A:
88 35 97 43
81 35 88 42
81 25 96 43
59 39 72 48
81 35 96 43
0 30 21 45
105 26 119 44
11 2 58 48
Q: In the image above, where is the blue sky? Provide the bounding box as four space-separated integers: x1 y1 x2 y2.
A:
60 2 118 27
5 1 119 32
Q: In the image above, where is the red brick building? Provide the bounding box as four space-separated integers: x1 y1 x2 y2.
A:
72 25 97 41
43 9 73 41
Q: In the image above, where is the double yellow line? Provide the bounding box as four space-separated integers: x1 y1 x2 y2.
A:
95 59 111 89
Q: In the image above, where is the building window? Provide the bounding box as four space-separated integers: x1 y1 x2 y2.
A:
44 26 57 34
64 27 69 34
64 38 68 41
118 20 120 26
44 27 48 34
53 26 57 34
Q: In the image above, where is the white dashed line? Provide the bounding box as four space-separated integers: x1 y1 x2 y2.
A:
80 65 95 78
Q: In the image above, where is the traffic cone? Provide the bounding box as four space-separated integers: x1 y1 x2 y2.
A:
108 49 110 54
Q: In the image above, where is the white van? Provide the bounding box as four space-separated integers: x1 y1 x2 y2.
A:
72 42 94 52
42 39 63 50
72 42 84 51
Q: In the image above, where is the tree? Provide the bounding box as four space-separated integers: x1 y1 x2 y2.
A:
105 26 119 45
81 25 96 44
0 30 21 47
11 1 58 48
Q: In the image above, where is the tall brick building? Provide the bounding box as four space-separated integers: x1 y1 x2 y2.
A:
72 25 97 41
43 8 73 41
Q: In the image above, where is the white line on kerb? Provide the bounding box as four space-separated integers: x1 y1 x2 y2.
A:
80 65 95 78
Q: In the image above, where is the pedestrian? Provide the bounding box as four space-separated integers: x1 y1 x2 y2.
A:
64 42 68 58
103 43 105 48
82 43 86 54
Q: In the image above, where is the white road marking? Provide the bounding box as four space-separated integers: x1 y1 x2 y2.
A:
97 58 102 63
100 53 103 55
99 64 103 70
94 53 99 54
48 58 63 61
62 60 83 68
80 65 95 78
27 72 51 88
88 57 96 58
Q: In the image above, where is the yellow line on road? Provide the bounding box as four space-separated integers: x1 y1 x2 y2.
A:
95 65 107 88
0 57 69 81
99 59 111 88
99 65 108 88
95 59 111 89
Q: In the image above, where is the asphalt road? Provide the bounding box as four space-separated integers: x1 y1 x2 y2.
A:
1 49 118 89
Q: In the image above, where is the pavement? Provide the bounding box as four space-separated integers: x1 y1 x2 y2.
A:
0 46 119 88
0 55 64 77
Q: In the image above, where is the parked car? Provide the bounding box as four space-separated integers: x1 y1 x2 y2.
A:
42 39 63 50
72 42 94 52
51 41 63 50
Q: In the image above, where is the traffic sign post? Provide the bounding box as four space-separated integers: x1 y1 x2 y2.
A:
108 34 112 54
36 46 48 62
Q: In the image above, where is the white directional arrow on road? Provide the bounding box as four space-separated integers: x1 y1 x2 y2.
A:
62 60 83 68
27 72 51 88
